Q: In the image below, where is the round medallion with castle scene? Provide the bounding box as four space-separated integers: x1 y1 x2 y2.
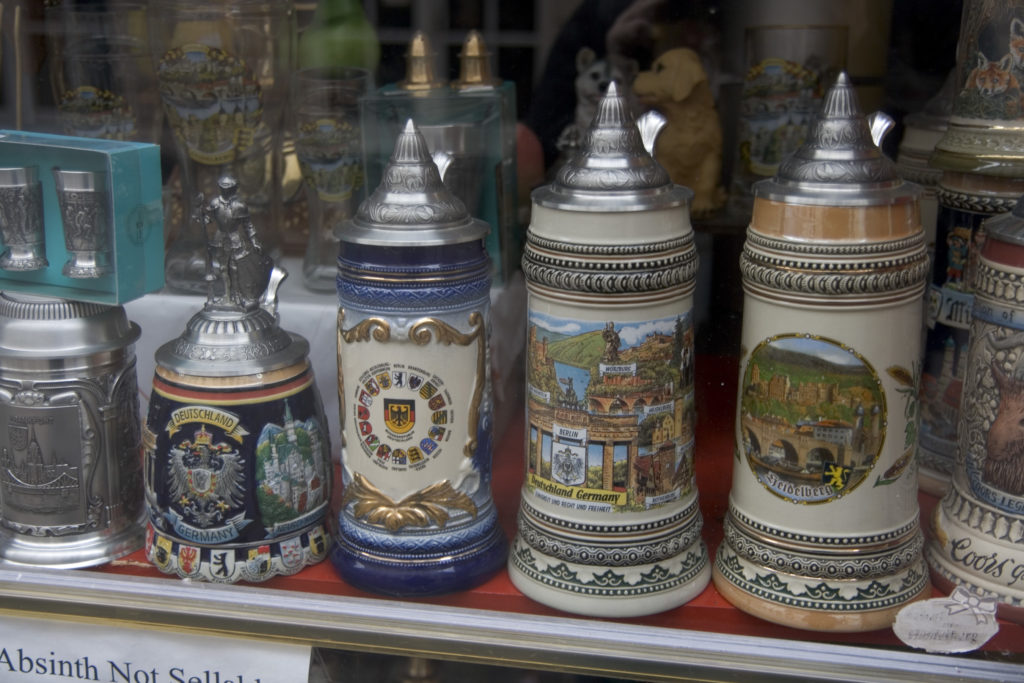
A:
740 334 887 504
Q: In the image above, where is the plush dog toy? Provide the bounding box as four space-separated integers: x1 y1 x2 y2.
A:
633 48 725 216
557 47 638 154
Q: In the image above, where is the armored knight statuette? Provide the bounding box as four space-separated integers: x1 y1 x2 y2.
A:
198 176 273 310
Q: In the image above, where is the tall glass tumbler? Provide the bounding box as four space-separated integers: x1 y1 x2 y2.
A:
148 0 294 293
730 24 847 212
290 67 370 292
45 2 162 144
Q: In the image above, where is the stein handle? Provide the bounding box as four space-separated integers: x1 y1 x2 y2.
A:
867 111 895 149
636 110 667 158
432 150 454 182
261 265 288 316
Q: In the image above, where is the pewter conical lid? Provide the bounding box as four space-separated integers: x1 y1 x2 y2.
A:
0 293 139 370
532 82 691 212
756 73 918 207
340 119 488 246
155 305 308 378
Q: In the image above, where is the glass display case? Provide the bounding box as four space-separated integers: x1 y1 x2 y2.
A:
0 1 1022 681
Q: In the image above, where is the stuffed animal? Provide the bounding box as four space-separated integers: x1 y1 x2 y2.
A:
557 47 638 154
632 47 725 216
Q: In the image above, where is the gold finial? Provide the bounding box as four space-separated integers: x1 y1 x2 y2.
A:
453 30 499 89
398 31 445 91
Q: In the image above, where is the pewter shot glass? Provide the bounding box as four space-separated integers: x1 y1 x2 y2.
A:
53 168 111 278
0 167 47 272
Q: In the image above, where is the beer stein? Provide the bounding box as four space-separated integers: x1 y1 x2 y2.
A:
928 198 1024 623
144 176 332 583
332 120 506 596
714 74 931 631
920 0 1024 499
0 293 144 567
0 167 47 272
508 83 709 617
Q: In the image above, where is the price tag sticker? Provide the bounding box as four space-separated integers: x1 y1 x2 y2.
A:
893 587 1000 654
0 613 311 683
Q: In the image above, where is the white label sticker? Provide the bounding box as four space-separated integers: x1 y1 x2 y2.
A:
0 613 311 682
893 587 1000 654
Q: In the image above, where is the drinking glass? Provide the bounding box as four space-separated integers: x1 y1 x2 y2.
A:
290 67 370 291
45 2 161 143
148 0 294 293
730 25 847 209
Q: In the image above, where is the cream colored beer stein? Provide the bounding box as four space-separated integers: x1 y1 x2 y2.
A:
714 74 932 631
508 84 709 617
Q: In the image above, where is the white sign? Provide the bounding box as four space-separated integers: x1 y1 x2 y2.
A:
893 587 999 654
599 363 636 376
553 423 587 442
0 613 311 683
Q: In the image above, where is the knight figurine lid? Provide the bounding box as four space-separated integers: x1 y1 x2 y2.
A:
339 119 489 246
754 72 919 208
532 82 692 212
155 175 307 377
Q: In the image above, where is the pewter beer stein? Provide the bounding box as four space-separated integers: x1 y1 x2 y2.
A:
0 167 47 272
713 74 931 631
144 176 332 582
0 293 144 567
508 84 708 617
928 199 1024 623
332 120 506 596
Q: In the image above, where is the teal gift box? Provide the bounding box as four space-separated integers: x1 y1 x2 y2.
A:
0 130 163 305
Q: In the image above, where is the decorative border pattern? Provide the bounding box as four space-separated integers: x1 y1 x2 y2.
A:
723 514 924 580
937 188 1018 214
740 244 929 297
743 232 925 258
522 255 697 295
728 507 920 548
895 162 941 187
526 234 693 257
337 504 501 558
940 483 1024 545
519 497 699 536
510 539 708 598
146 522 328 584
715 544 928 613
516 510 702 567
974 260 1024 309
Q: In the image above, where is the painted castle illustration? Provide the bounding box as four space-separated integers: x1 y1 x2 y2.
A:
526 315 695 509
257 401 327 524
741 346 883 485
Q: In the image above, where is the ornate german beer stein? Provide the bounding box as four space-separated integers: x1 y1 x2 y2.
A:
713 74 931 631
928 198 1024 622
144 176 332 582
508 83 708 617
333 120 506 596
0 293 144 567
920 0 1024 497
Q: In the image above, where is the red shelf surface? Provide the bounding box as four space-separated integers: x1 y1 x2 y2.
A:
95 355 1024 657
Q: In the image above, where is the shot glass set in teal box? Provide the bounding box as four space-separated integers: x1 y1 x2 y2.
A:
0 130 164 305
